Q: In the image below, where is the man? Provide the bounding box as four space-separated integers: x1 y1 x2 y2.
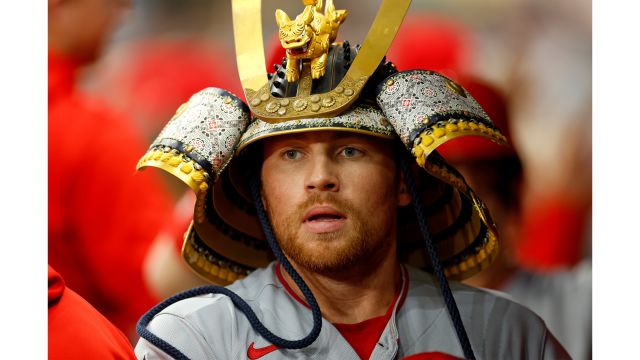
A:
48 0 203 338
134 1 570 359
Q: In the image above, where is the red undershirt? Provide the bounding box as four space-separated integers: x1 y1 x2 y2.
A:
332 293 399 359
275 264 407 360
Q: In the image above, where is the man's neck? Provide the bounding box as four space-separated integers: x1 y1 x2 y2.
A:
279 252 402 324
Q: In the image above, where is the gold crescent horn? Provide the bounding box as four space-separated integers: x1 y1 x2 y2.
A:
231 0 268 93
231 0 412 123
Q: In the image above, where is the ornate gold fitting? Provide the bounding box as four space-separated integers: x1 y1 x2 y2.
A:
275 0 347 82
231 0 411 123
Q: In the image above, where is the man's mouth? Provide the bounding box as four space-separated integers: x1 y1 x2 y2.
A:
303 206 346 222
302 206 347 233
307 214 343 221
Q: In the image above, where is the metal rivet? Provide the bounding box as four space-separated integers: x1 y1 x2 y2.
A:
310 95 320 103
335 86 344 93
250 98 261 106
277 107 286 115
280 98 290 106
344 88 354 96
433 128 446 138
310 103 320 112
321 96 335 107
260 93 270 101
386 79 394 86
293 99 308 111
421 136 434 146
445 123 459 132
265 102 280 113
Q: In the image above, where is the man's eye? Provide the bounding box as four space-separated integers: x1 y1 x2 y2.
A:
341 147 362 158
284 150 301 160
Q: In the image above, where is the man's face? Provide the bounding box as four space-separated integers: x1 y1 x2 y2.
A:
260 131 411 275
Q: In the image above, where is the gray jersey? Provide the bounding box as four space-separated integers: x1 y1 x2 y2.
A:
135 263 570 359
501 261 591 360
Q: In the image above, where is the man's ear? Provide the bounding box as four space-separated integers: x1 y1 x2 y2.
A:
260 182 269 210
397 171 412 207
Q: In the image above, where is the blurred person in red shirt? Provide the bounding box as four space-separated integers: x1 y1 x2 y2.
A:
84 0 243 146
437 77 591 360
386 12 473 81
82 3 244 250
48 0 202 340
48 264 136 359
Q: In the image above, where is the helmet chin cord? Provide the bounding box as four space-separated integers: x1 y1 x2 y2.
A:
136 175 322 360
400 154 476 360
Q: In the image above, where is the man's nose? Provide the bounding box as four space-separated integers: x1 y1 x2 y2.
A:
305 156 339 192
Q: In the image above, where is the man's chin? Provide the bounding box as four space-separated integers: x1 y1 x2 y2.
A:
300 230 345 242
284 236 367 273
291 256 359 275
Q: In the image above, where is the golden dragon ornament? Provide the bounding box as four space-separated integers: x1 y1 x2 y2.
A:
275 0 347 82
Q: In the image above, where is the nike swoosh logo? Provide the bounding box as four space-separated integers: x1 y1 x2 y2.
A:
247 341 279 359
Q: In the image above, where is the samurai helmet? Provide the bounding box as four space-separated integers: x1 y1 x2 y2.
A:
137 0 507 285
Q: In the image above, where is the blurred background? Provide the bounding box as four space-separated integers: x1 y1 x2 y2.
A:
49 0 591 357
